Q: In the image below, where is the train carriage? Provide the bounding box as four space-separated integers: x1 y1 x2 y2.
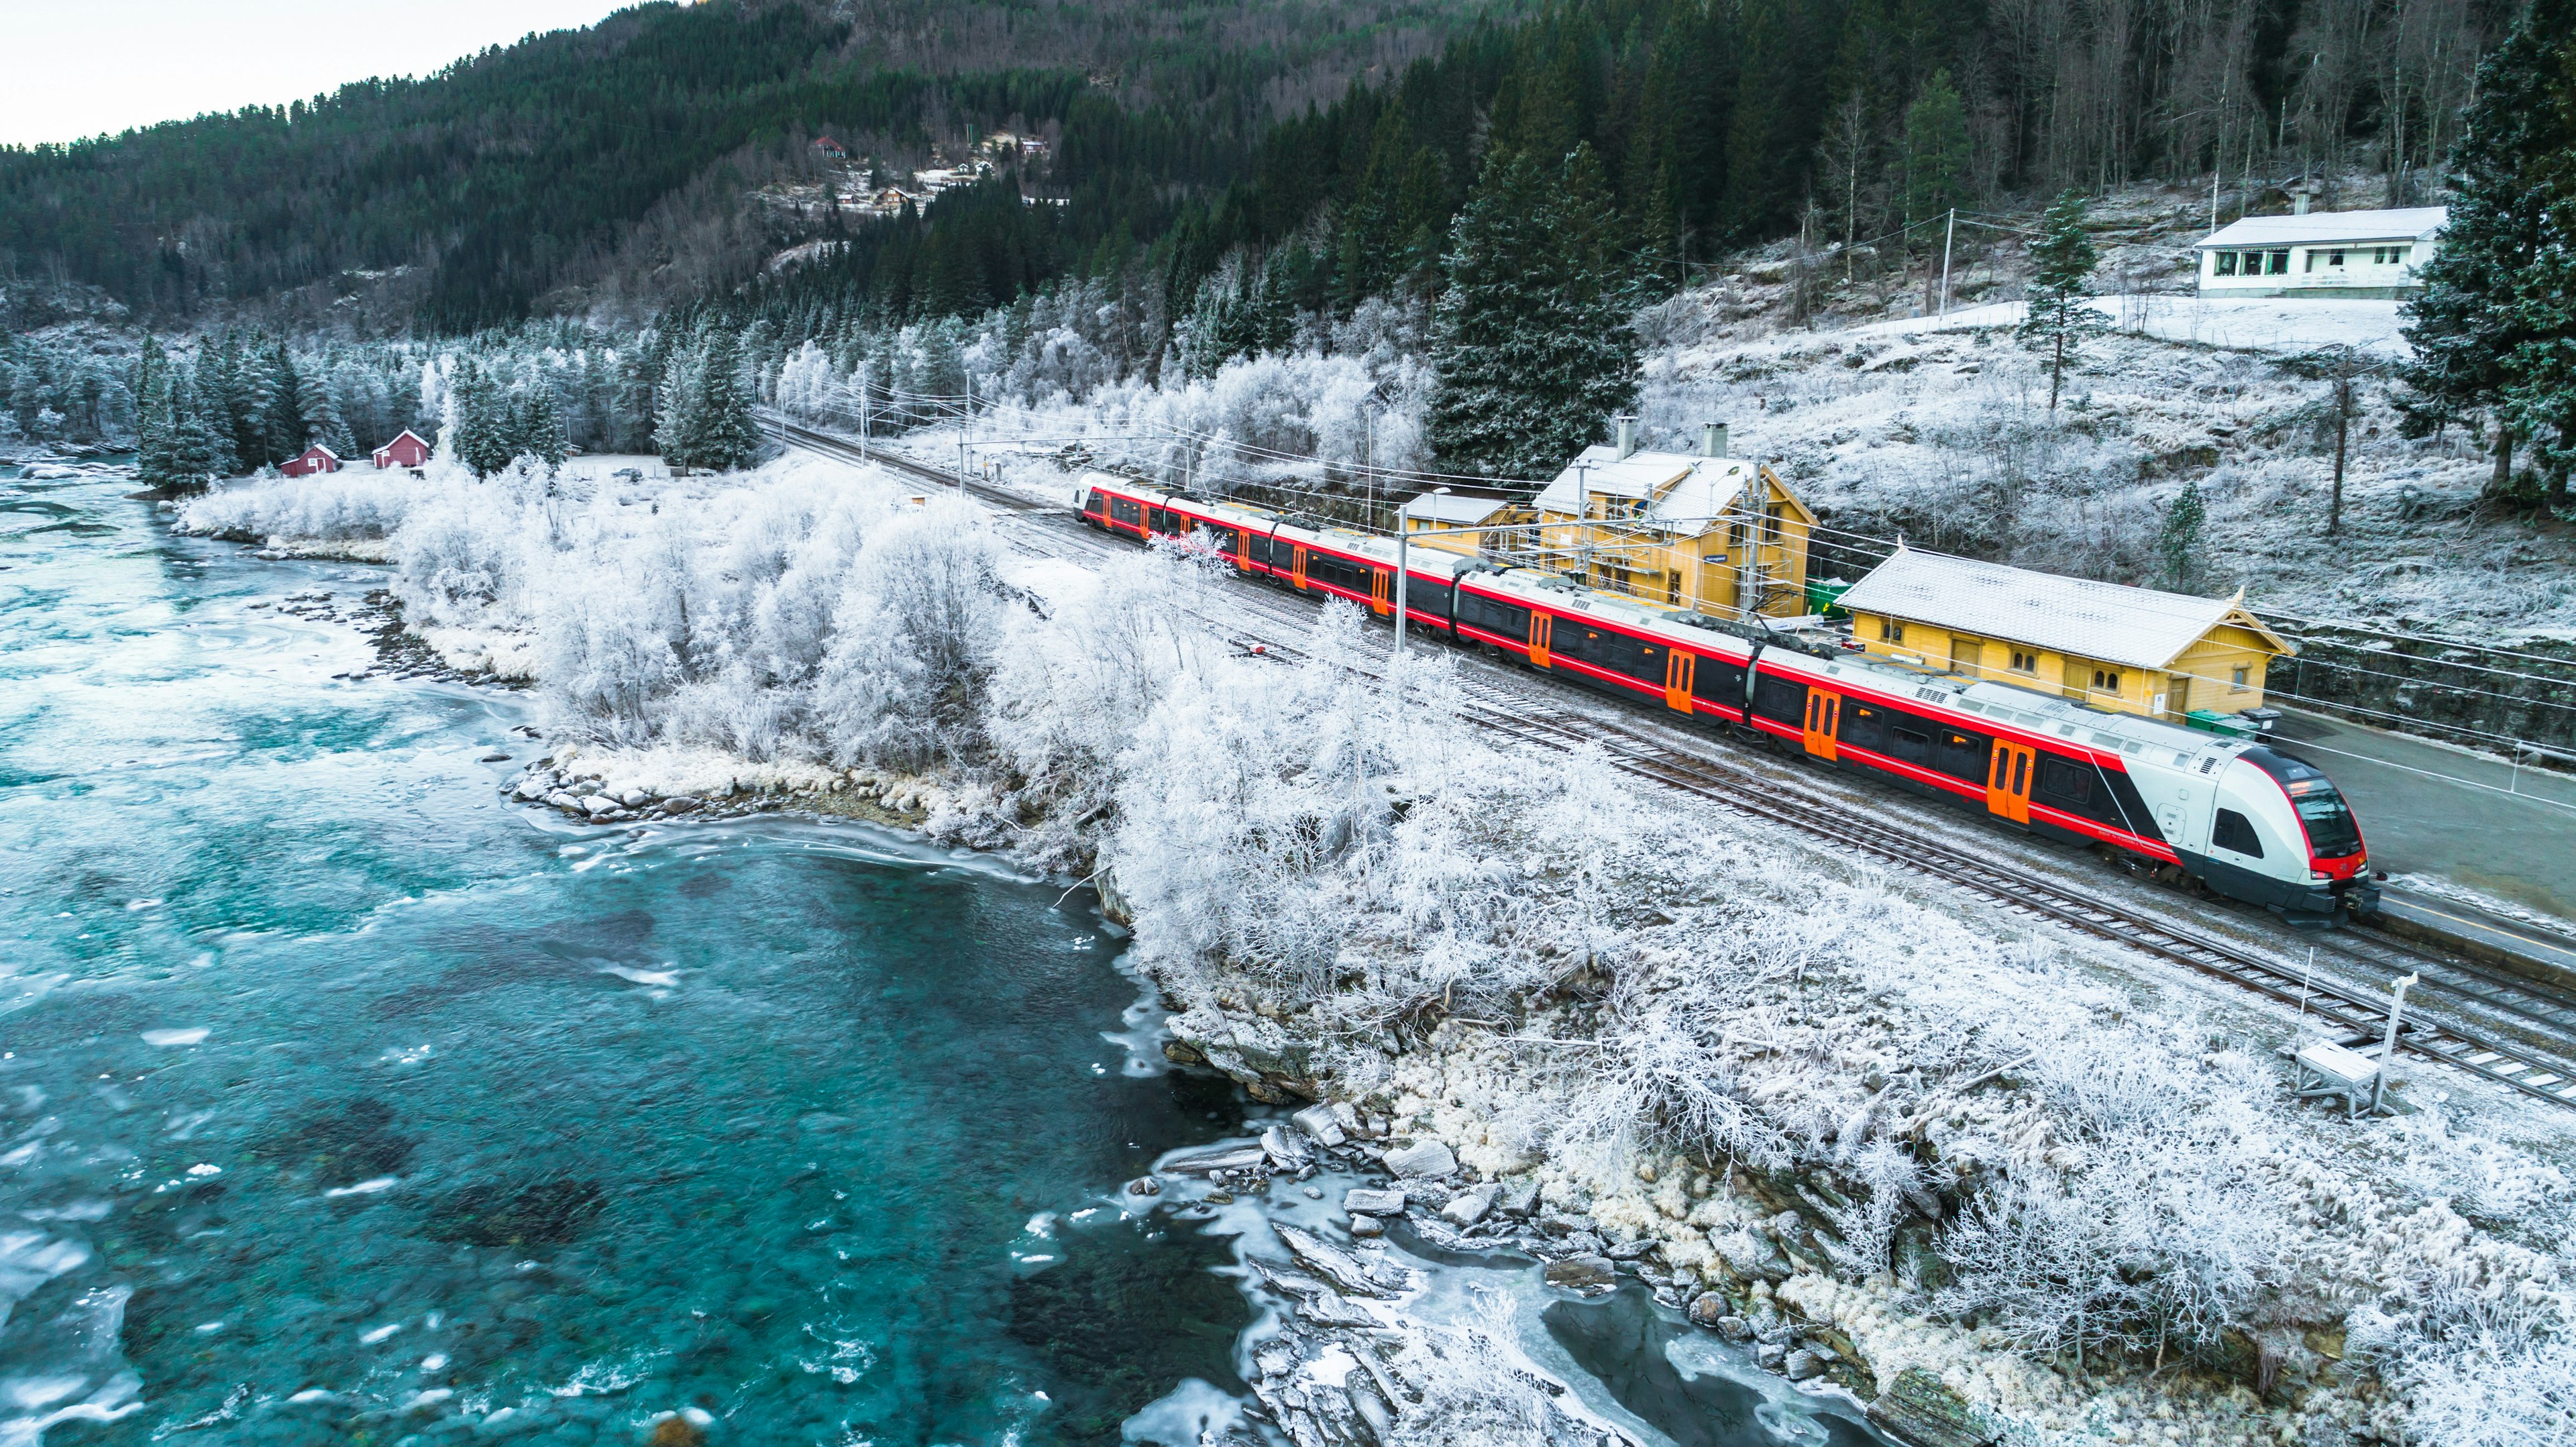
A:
1071 471 2377 923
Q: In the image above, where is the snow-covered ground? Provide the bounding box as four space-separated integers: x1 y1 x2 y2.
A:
1855 295 2414 359
186 444 2576 1446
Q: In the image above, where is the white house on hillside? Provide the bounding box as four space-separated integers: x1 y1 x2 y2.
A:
2194 205 2445 299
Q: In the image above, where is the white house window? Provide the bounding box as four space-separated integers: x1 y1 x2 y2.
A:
2215 252 2237 276
2328 248 2347 267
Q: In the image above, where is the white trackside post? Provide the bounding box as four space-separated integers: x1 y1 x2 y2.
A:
1394 530 1409 665
2381 973 2419 1064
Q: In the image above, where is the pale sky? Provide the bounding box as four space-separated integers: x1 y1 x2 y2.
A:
1 1 638 147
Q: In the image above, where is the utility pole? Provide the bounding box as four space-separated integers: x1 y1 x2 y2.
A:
1394 528 1409 665
1939 208 1956 318
2330 349 2354 536
958 373 971 488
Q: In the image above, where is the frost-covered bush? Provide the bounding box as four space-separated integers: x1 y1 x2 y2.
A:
176 473 435 542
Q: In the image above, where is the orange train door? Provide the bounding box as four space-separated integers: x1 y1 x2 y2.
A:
1986 741 2035 823
1664 650 1695 712
1236 530 1252 570
1291 545 1309 590
1801 689 1840 760
1528 611 1553 667
1369 568 1392 617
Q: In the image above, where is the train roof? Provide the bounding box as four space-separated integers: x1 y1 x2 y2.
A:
1775 644 2253 767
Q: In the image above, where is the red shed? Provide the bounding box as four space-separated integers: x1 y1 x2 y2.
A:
372 429 431 470
282 443 341 478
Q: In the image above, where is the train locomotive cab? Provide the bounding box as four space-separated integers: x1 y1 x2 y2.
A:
2192 746 2377 922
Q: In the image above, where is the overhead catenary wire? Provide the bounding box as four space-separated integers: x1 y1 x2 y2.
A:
777 377 2576 729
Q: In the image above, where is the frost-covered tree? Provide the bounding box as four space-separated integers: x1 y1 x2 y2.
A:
690 329 759 472
517 384 568 474
2157 478 2206 592
1426 145 1640 478
2018 190 2106 413
451 370 519 480
133 337 187 491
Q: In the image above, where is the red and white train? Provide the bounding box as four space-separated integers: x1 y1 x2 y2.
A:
1077 472 2379 924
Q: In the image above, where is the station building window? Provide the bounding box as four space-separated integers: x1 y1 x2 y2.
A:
1883 620 1906 643
2231 665 2250 691
2010 649 2037 674
2091 669 2122 695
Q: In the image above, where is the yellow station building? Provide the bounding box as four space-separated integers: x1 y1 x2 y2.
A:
1835 547 2294 722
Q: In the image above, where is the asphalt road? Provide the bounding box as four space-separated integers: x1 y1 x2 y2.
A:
2270 705 2576 927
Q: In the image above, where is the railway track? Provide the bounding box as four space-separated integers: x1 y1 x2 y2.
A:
777 418 2576 1112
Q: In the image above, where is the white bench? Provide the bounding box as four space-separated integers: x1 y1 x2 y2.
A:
2293 1040 2386 1118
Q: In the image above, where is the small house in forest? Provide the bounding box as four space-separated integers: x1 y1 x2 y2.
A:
812 136 849 161
282 444 341 478
1525 421 1815 620
2194 205 2445 299
1834 547 2294 722
372 430 431 470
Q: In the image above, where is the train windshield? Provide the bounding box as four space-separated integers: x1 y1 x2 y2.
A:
2243 747 2364 859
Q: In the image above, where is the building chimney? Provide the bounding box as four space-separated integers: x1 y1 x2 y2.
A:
1615 415 1638 460
2294 191 2311 216
1703 421 1729 458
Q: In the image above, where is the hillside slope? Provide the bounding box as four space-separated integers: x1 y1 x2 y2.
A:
0 0 1474 331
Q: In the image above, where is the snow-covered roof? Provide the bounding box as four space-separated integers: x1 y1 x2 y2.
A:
1835 547 2291 671
2195 207 2445 250
303 443 340 460
1533 446 1807 531
1399 492 1510 525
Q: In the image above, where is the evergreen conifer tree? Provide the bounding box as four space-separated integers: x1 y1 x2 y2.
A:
1425 146 1642 478
264 341 310 464
2017 190 2106 411
1902 71 1971 228
691 329 759 472
519 384 570 473
2402 0 2576 504
172 368 233 487
453 370 519 479
133 337 186 490
655 347 706 467
2157 479 2206 592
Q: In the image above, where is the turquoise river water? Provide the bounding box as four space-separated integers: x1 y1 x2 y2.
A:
0 467 1249 1446
1 463 1893 1447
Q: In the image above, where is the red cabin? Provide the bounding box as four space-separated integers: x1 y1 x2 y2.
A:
371 429 431 470
281 444 341 478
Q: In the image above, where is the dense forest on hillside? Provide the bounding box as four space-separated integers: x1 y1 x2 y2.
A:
3 0 2510 343
0 0 1471 331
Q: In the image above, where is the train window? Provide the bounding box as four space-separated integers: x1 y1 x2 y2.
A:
1691 661 1747 706
1841 705 1884 750
1146 506 1167 532
2035 755 2094 806
1199 525 1239 554
1403 574 1452 619
1888 724 1931 763
1456 591 1529 640
1937 730 1989 782
1751 674 1808 726
1251 533 1279 566
2212 808 2264 857
1110 498 1142 525
1085 490 1108 515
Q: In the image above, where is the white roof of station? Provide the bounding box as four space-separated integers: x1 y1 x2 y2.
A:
1835 547 2292 671
1534 446 1787 529
1399 492 1511 525
2196 206 2445 250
